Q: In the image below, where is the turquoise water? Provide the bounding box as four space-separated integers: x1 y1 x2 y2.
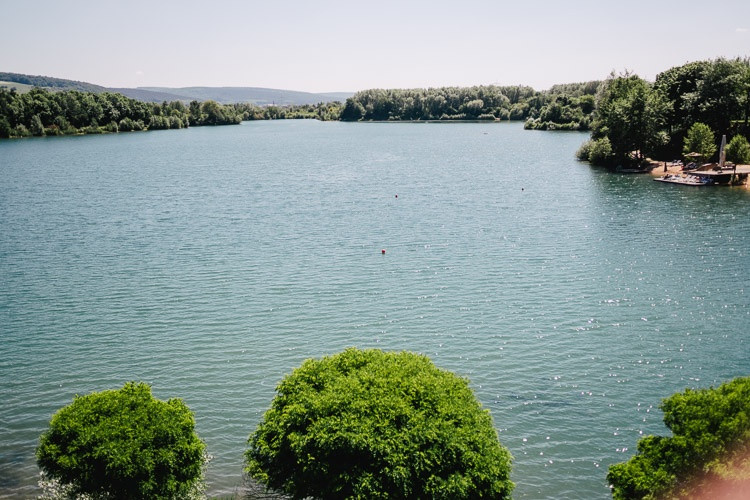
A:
1 121 748 498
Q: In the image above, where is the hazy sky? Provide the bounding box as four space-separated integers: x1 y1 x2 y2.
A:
3 0 749 92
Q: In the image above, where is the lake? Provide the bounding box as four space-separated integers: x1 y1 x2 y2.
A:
1 121 748 498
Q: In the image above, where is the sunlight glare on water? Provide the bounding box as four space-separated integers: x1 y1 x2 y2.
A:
1 121 748 498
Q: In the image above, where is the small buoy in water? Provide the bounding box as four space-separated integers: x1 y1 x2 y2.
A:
395 194 398 198
381 249 386 254
521 187 524 191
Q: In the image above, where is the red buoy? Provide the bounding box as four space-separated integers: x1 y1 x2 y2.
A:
381 249 386 254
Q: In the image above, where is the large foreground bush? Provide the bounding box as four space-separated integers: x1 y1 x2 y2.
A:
37 381 206 499
607 377 750 499
246 348 513 499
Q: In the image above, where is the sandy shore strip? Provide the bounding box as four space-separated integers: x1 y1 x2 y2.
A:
647 159 750 188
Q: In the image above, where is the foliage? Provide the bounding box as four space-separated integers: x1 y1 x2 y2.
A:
246 348 513 499
575 137 615 165
726 134 750 164
234 101 343 121
342 85 523 122
0 87 243 139
339 83 599 127
524 91 598 130
36 381 206 499
654 57 750 156
576 137 615 165
607 376 750 499
682 122 716 162
590 72 667 166
576 139 594 161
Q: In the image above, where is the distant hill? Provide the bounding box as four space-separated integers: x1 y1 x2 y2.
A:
0 80 35 92
0 72 352 105
108 87 196 103
0 72 106 93
138 86 352 105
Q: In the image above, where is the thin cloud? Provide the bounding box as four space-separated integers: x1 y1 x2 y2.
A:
736 27 748 32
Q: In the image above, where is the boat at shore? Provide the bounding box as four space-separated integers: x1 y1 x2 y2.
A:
655 135 750 187
654 173 713 186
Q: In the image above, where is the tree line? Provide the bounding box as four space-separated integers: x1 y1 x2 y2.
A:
0 87 244 138
339 83 599 130
35 350 750 499
3 57 749 159
576 57 750 168
0 85 348 139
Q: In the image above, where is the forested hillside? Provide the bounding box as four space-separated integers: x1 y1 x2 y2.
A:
0 72 351 105
0 72 106 93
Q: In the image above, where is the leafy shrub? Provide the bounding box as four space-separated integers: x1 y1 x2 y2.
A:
246 348 513 499
683 122 716 161
576 139 594 161
607 377 750 499
37 381 206 499
12 124 30 137
496 108 511 120
148 115 170 130
0 117 11 138
576 137 614 165
30 114 45 136
118 117 136 131
589 136 615 165
726 134 750 164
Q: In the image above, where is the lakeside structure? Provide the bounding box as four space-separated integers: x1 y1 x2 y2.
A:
652 162 750 187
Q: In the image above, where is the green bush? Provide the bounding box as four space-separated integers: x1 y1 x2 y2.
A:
589 137 614 165
12 124 30 137
37 381 206 499
0 117 13 138
726 134 750 164
246 348 513 499
30 114 45 136
683 122 716 162
576 139 594 161
577 137 615 165
607 376 750 499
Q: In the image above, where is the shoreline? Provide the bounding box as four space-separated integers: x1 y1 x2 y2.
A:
647 160 750 189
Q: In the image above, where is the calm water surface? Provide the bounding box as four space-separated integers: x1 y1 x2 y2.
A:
1 121 748 498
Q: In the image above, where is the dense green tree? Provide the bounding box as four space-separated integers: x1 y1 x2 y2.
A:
462 98 485 118
525 93 593 130
654 58 750 156
29 114 45 136
696 58 750 135
590 72 667 166
37 381 206 499
0 116 11 138
576 137 615 165
246 348 513 499
607 377 750 499
725 134 750 164
0 87 247 138
654 60 711 135
340 85 564 122
682 122 716 162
